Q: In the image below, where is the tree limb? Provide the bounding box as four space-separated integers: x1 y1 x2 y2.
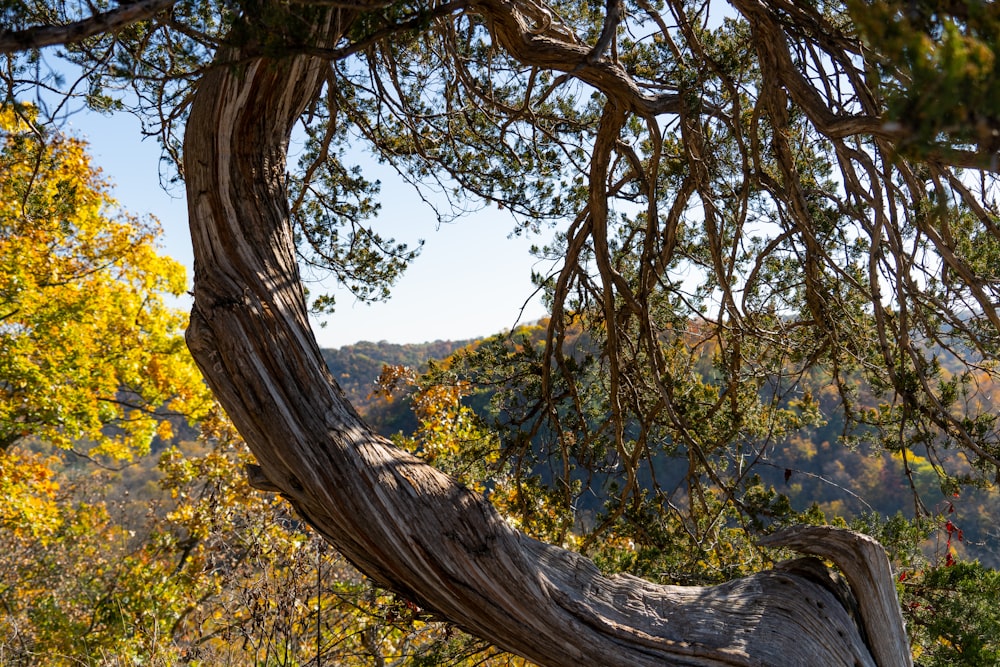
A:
761 526 912 667
473 0 680 116
0 0 178 54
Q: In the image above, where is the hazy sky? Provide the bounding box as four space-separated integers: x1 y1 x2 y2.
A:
71 109 553 349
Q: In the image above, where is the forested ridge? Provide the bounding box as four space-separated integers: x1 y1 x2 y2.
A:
359 324 1000 568
322 339 475 412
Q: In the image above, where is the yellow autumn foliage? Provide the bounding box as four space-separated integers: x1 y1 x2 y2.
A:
0 447 62 543
0 104 210 459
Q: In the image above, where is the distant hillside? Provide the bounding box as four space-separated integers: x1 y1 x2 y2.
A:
321 339 475 408
323 328 1000 567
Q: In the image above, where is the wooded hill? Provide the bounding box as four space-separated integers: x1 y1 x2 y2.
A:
336 324 1000 569
321 339 475 414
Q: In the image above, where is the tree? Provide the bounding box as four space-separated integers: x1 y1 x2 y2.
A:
0 105 214 663
4 1 1000 664
0 103 206 459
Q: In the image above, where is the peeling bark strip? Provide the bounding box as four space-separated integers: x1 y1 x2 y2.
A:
182 14 910 667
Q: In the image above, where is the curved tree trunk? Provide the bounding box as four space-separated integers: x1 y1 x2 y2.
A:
182 19 911 667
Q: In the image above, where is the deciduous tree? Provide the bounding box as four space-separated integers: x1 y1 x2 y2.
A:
0 104 206 459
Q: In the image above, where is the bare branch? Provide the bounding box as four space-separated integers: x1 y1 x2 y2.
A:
761 526 912 667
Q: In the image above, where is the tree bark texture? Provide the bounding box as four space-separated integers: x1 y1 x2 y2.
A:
182 23 910 667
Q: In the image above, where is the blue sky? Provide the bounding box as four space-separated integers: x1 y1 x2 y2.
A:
71 109 552 349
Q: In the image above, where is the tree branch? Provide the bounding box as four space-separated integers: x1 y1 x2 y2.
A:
473 0 680 116
0 0 178 54
588 0 621 63
761 526 912 667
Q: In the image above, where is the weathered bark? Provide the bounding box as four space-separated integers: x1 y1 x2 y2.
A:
182 19 911 667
